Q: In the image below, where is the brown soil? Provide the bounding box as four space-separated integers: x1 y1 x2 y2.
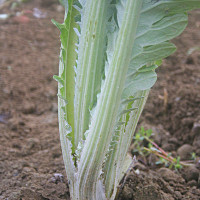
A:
0 1 200 200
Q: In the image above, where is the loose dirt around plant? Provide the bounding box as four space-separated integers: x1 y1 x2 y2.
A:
0 1 200 200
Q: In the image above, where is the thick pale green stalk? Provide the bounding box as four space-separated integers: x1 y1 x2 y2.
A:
74 0 107 148
77 1 143 199
103 90 149 198
117 91 149 168
103 114 126 199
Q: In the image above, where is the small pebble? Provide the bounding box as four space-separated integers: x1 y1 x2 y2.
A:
182 166 199 182
177 144 193 160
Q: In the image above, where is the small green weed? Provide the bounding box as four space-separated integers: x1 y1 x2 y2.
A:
191 152 197 160
132 126 152 156
132 127 195 170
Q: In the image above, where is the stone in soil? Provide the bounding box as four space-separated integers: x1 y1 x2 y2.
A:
177 144 194 160
182 166 199 182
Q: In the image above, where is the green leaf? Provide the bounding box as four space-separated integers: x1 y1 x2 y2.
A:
129 42 176 73
155 59 162 66
52 19 68 50
53 75 64 86
55 1 79 181
123 71 157 97
123 1 200 97
137 65 158 73
51 19 65 31
136 14 188 47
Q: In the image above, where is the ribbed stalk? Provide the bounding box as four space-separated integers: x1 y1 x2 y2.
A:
77 1 143 199
103 114 126 199
117 91 149 172
103 90 149 199
74 0 108 148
